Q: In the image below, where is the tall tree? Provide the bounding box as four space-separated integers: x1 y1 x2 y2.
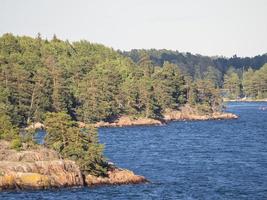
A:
44 112 107 176
153 62 186 110
242 68 256 98
223 71 241 99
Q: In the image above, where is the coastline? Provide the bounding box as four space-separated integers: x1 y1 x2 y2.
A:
93 112 238 128
29 109 239 130
92 106 238 128
224 98 267 102
3 106 239 191
0 141 147 191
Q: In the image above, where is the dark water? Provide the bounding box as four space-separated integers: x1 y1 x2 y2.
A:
1 102 267 200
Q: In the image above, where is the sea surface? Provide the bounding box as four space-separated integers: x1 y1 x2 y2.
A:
1 102 267 200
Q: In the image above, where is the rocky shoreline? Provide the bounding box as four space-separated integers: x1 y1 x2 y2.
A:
224 98 267 102
2 106 238 191
94 116 163 128
163 106 238 122
0 141 147 191
27 106 238 130
93 107 238 128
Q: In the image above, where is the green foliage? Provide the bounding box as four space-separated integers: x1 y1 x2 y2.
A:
0 113 18 140
122 49 267 85
223 70 241 99
153 62 187 110
10 138 22 151
76 64 122 122
44 112 107 176
230 64 267 100
242 68 256 98
188 80 223 113
204 66 222 87
0 33 228 124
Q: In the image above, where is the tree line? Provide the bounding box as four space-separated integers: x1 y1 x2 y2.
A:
223 64 267 99
1 33 262 175
0 33 222 129
122 49 267 100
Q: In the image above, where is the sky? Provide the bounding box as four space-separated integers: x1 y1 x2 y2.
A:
0 0 267 57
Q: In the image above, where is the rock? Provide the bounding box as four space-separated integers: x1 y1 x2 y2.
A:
224 98 267 102
163 106 238 121
9 172 50 190
95 116 163 127
0 160 84 190
0 141 147 190
211 112 238 120
0 141 84 190
85 168 147 186
94 106 238 128
25 122 45 130
0 146 60 162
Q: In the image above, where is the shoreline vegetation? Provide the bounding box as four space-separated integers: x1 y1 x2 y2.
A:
94 105 238 127
26 112 238 130
0 33 265 191
94 112 238 128
28 105 238 129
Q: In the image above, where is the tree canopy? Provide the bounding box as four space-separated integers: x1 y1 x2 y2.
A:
0 33 225 126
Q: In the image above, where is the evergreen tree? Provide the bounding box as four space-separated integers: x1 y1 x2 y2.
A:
44 112 107 176
0 113 19 140
76 64 122 122
243 68 256 98
153 62 186 110
223 71 241 99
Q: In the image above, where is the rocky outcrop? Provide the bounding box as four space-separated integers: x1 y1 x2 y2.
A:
224 98 267 102
94 116 163 128
163 106 238 121
0 160 84 190
93 106 238 128
93 108 237 128
163 110 238 121
0 141 147 190
25 107 237 130
86 167 147 186
0 142 60 162
25 122 45 130
0 142 84 190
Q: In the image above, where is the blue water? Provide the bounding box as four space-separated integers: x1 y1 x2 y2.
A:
1 102 267 199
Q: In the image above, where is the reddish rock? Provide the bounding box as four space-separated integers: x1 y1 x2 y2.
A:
95 116 163 127
163 106 238 121
85 167 148 186
0 141 147 190
0 141 83 190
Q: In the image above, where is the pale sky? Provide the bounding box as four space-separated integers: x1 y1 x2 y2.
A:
1 0 267 57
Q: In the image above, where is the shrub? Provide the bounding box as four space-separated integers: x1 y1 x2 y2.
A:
10 138 22 151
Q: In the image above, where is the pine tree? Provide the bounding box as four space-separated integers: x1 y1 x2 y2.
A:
243 68 256 98
223 71 241 99
44 112 107 175
153 62 186 110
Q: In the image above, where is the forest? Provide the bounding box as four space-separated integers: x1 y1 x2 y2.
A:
0 33 226 128
0 33 266 175
123 49 267 99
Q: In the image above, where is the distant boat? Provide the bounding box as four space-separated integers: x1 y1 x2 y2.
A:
259 107 267 110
